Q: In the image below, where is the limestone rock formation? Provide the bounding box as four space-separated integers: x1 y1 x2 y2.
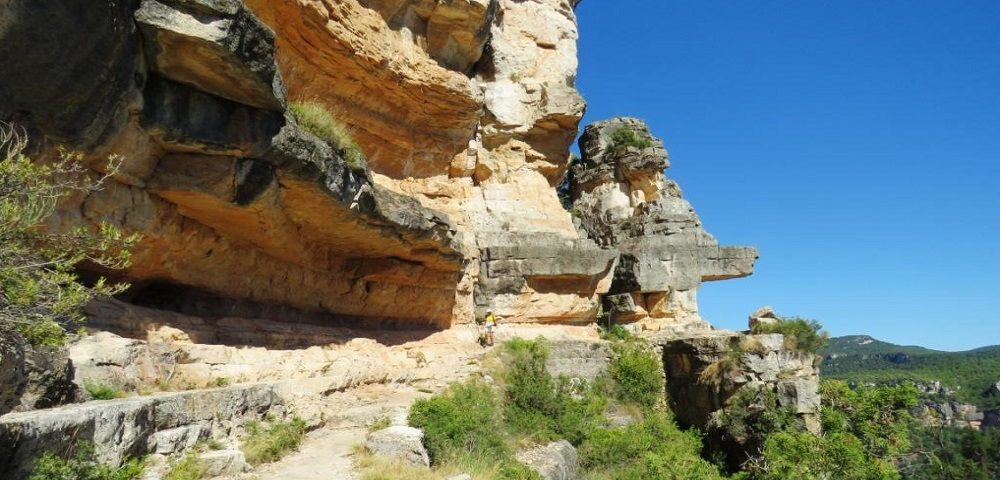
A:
658 333 821 433
0 384 282 478
515 440 579 480
364 425 431 468
567 118 758 332
0 0 604 328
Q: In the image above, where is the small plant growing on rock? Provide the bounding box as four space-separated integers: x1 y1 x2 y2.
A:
608 126 653 151
367 415 391 433
750 316 828 354
163 451 206 480
28 442 144 480
289 101 367 172
241 417 307 465
85 383 126 400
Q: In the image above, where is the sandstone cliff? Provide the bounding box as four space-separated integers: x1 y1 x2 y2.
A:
0 1 822 477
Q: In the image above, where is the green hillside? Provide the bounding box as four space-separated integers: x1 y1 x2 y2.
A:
820 335 940 357
821 336 1000 409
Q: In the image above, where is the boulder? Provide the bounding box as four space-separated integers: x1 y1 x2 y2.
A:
0 327 26 415
748 306 780 329
515 440 579 480
198 448 251 476
364 425 431 468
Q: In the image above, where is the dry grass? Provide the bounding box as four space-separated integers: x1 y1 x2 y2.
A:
288 101 366 171
352 445 510 480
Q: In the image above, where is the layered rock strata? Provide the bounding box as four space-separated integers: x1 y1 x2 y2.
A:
567 118 758 331
0 0 606 327
657 332 822 433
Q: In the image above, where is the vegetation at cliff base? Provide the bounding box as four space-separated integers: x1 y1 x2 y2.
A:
241 417 307 465
403 336 722 480
289 101 367 172
0 123 138 347
28 442 144 480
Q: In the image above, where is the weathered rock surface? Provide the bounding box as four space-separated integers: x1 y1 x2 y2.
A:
364 425 431 468
515 440 579 480
657 332 821 433
0 328 79 416
567 118 758 331
0 384 281 478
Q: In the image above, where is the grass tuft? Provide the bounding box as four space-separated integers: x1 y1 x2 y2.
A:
241 417 307 466
289 101 366 172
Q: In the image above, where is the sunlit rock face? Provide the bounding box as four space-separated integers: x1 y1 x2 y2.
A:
568 118 758 332
0 0 599 327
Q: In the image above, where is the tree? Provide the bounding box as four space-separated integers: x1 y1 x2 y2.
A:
0 123 137 346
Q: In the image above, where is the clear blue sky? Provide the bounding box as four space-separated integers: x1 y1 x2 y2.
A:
575 1 1000 351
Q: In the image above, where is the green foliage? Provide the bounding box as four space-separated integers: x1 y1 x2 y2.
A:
0 124 138 347
822 346 1000 410
85 383 125 400
820 380 918 459
501 337 607 445
164 451 206 480
28 442 144 480
580 410 725 480
608 341 662 408
751 317 829 353
367 415 391 433
289 102 366 172
598 324 633 342
608 126 653 150
752 431 899 480
241 417 307 465
904 426 1000 480
740 381 918 480
712 387 799 449
408 380 508 464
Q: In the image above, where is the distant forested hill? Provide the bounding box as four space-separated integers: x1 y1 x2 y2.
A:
821 336 1000 409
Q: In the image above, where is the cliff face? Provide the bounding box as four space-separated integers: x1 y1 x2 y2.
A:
0 0 751 330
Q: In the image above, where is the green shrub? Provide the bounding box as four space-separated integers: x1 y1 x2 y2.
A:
85 383 125 400
28 442 144 480
608 341 662 408
599 324 633 342
367 415 391 433
241 417 307 465
289 102 366 172
708 386 800 470
501 337 606 445
163 451 205 480
819 380 917 459
752 431 898 480
608 126 653 150
579 411 724 479
0 124 138 347
408 380 507 464
750 317 828 353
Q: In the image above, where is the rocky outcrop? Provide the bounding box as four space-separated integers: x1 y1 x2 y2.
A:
0 328 78 416
364 425 431 468
658 332 821 433
515 440 579 480
0 0 607 329
2 0 481 328
0 384 283 478
567 118 758 332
